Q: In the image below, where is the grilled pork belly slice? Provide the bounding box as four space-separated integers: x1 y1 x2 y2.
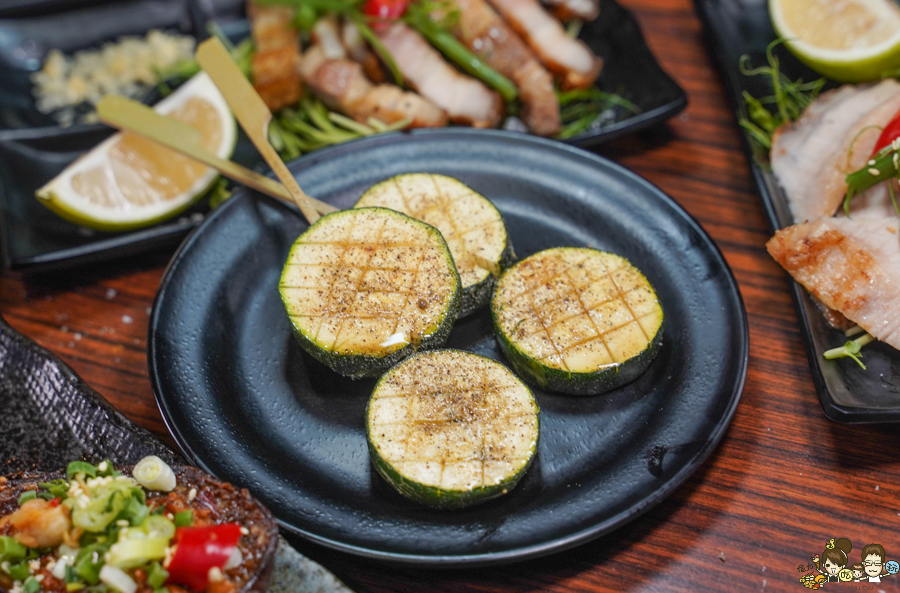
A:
301 46 448 128
541 0 600 21
311 16 346 60
452 0 561 136
487 0 602 90
771 79 900 223
376 23 504 128
767 216 900 349
342 21 386 83
248 1 303 111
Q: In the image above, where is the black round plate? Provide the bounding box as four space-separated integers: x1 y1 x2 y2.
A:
149 130 748 566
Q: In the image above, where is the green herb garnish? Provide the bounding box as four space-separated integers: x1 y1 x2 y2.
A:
555 88 640 139
738 39 826 161
823 333 875 369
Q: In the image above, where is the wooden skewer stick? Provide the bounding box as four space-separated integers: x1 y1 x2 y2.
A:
96 94 337 216
196 37 322 225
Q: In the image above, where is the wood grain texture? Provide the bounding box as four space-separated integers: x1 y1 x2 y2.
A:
3 0 900 590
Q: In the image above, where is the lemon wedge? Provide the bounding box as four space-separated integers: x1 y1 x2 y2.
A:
36 72 236 231
770 0 900 82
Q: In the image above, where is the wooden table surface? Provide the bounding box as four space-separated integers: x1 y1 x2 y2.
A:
4 0 900 591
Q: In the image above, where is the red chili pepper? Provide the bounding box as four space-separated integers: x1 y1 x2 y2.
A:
48 498 61 508
165 523 241 592
363 0 409 29
872 107 900 155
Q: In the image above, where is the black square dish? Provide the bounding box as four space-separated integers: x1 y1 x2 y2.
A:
694 0 900 422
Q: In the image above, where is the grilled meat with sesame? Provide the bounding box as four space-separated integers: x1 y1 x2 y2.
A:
767 216 900 350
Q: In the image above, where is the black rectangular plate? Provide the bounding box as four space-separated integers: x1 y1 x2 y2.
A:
0 0 685 273
694 0 900 423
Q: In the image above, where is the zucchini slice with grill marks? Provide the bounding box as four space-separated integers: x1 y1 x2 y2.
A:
367 349 539 509
492 247 663 395
355 173 514 317
279 207 461 379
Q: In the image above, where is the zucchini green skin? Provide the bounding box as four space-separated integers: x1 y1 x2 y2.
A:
491 247 664 396
279 208 462 379
283 305 460 379
493 313 664 395
367 439 536 509
458 236 516 318
355 173 515 318
366 349 539 509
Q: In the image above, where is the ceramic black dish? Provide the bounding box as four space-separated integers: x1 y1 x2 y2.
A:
693 0 900 423
149 129 748 566
0 0 685 273
0 313 354 593
0 126 210 273
0 0 213 272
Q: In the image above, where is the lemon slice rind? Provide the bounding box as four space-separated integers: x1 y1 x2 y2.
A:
770 0 900 82
36 72 236 232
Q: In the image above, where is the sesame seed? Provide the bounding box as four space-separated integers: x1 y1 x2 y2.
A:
98 461 108 472
188 488 197 502
869 167 881 176
868 159 877 166
116 519 129 527
240 527 249 535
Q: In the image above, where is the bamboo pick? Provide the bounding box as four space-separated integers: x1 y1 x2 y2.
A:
195 37 322 225
96 95 337 216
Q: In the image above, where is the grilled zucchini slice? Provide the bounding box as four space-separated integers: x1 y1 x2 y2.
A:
492 247 663 395
367 349 539 509
355 173 514 317
279 207 461 378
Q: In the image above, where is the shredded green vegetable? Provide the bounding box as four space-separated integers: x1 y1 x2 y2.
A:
555 88 640 139
823 333 876 369
270 96 410 160
737 39 826 162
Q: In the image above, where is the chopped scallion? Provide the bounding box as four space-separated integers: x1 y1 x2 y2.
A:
7 561 30 581
22 576 40 593
0 536 27 562
146 561 169 589
17 491 36 505
66 461 97 480
174 510 193 528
